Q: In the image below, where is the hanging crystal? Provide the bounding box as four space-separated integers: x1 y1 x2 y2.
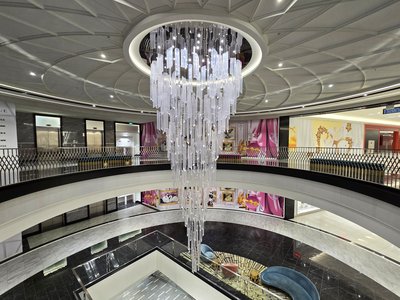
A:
149 22 243 272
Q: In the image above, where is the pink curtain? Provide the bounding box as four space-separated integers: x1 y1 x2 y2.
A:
141 122 157 147
259 193 284 217
266 119 278 157
247 119 278 157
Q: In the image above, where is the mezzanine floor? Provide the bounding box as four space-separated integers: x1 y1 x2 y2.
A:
1 219 399 300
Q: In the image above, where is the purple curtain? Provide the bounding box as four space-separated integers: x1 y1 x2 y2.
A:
141 122 157 147
266 119 278 157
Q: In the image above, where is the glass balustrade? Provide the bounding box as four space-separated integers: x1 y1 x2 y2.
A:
72 230 284 300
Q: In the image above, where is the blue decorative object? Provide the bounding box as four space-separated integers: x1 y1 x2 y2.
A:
200 244 216 262
260 266 320 300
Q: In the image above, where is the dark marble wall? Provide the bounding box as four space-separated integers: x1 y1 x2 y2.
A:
16 112 35 148
279 116 289 148
16 113 117 148
284 197 295 219
104 120 115 147
61 117 85 147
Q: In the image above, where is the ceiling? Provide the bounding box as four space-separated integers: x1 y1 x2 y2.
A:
1 0 400 121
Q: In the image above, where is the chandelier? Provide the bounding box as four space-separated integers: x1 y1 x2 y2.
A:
149 22 243 271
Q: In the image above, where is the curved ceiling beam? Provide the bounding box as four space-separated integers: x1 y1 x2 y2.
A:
0 32 121 48
0 2 128 23
246 73 269 110
282 44 367 91
263 67 292 108
261 1 339 34
268 54 324 106
268 0 398 47
113 68 150 110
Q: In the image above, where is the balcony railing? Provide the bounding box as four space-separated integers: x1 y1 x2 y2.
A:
0 146 399 189
72 230 284 300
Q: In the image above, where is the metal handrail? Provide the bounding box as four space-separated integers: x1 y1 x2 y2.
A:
0 146 399 189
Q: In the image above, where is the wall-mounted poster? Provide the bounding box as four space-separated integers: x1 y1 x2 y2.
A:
224 127 235 140
159 189 178 206
141 187 285 218
217 188 285 218
259 193 284 218
141 190 159 207
221 188 235 203
226 119 279 157
208 190 217 207
222 141 233 152
289 117 363 149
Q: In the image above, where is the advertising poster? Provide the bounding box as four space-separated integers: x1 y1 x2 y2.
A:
159 188 179 206
223 119 278 157
312 119 363 149
141 190 159 207
140 187 285 218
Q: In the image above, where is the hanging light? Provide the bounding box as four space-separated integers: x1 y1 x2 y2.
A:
149 22 243 272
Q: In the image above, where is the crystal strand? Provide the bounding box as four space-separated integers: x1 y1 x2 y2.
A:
150 23 243 272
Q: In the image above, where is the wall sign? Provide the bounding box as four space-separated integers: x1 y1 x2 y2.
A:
0 101 17 149
383 107 400 115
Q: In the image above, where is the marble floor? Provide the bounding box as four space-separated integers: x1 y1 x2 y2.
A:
27 204 156 249
147 223 399 300
1 222 399 300
292 210 400 263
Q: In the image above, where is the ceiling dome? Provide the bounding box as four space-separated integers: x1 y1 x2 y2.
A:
0 0 400 118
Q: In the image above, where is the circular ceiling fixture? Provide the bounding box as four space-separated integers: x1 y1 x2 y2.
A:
123 11 268 78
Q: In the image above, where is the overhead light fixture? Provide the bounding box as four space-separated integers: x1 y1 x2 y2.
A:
100 53 107 59
328 84 334 88
92 104 96 108
149 22 243 272
109 94 114 98
265 99 269 103
29 71 37 77
363 93 368 97
278 63 283 67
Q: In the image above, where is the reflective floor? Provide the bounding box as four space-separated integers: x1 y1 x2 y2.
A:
1 222 399 300
292 210 400 263
27 204 155 249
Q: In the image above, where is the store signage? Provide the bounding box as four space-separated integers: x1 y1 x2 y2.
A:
0 101 17 148
383 107 400 114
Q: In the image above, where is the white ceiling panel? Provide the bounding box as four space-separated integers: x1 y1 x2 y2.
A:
0 0 399 115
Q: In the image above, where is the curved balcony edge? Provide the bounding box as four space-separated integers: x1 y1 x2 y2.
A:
0 209 398 297
1 163 398 207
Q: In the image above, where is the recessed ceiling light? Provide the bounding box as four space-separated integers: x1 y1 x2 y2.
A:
328 84 334 88
265 99 269 103
29 71 37 77
109 95 114 98
140 110 144 113
278 62 283 67
100 53 106 59
92 104 96 108
277 0 283 3
363 93 368 96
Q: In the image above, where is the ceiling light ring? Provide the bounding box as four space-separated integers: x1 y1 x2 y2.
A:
123 11 268 78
